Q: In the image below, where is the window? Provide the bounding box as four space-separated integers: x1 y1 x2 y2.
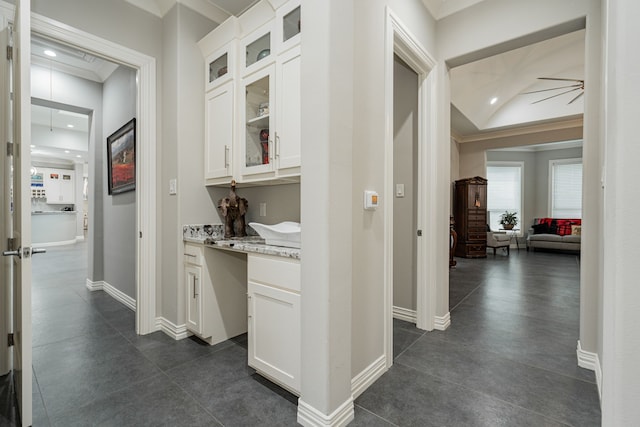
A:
487 162 523 233
550 159 582 218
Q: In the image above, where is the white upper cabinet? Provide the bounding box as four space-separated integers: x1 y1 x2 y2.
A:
204 81 235 181
199 0 301 186
43 168 75 204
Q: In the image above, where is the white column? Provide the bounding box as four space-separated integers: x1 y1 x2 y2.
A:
601 0 640 424
297 0 354 426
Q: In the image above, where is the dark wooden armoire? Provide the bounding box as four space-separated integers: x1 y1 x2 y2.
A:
453 176 488 258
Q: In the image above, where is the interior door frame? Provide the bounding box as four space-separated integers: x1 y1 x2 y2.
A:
0 20 10 377
30 14 158 335
384 7 439 367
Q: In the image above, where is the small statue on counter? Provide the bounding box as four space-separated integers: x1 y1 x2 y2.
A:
218 180 248 239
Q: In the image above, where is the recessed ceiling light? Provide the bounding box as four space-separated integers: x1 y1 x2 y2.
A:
67 124 74 128
64 150 70 154
490 97 498 105
76 155 82 158
44 49 57 57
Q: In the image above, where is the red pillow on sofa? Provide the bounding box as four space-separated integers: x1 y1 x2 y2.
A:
534 218 581 236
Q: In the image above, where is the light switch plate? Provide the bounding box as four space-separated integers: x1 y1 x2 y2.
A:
259 202 267 217
396 184 405 198
169 178 177 195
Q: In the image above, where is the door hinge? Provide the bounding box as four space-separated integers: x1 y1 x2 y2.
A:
6 141 13 156
417 230 423 237
139 231 142 238
6 45 12 60
7 237 16 251
8 333 14 347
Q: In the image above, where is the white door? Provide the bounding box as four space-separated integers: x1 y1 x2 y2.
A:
1 1 33 425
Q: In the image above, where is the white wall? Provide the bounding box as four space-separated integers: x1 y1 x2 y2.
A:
352 0 436 379
160 3 216 325
601 0 640 422
102 65 137 299
393 57 418 312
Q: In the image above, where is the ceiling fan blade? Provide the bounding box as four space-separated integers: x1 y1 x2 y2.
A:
522 84 582 94
568 91 584 105
531 87 581 104
538 77 584 83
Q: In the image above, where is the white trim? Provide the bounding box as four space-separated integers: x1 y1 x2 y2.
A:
384 6 438 368
31 13 158 335
75 235 85 242
577 340 602 400
393 306 417 323
86 279 136 312
350 355 387 399
297 396 355 427
434 312 451 331
155 317 190 340
453 117 584 144
85 278 103 291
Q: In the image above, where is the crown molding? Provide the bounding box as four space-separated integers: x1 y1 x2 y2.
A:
125 0 230 24
454 117 583 144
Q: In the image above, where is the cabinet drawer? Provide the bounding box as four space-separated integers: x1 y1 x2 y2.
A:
467 233 486 241
184 243 204 265
467 244 486 254
248 253 300 293
467 214 486 222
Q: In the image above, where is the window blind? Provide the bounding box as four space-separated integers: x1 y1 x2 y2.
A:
487 165 522 231
551 161 582 218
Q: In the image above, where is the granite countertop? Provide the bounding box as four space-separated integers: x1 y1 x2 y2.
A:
183 224 300 260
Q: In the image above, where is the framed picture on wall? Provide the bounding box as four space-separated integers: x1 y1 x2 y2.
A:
107 118 136 195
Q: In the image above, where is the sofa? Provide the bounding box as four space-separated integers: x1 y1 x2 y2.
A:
526 218 581 252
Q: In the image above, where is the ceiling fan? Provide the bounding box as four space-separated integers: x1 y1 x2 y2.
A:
522 77 584 105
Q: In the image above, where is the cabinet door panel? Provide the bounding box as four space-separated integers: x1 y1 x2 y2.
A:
185 264 202 334
248 282 300 393
276 47 301 170
205 82 234 180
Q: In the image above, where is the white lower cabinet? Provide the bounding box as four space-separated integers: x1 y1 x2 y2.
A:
184 243 247 345
247 253 300 394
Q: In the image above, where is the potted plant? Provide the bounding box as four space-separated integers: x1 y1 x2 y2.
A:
499 211 518 230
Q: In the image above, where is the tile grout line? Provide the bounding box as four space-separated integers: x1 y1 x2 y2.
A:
353 403 401 427
394 362 575 427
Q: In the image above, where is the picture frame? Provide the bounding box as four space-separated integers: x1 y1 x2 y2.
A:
107 118 136 195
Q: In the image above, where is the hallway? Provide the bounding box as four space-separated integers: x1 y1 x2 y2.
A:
1 243 600 425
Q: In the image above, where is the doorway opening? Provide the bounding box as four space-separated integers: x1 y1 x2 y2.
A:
32 14 158 334
383 9 440 369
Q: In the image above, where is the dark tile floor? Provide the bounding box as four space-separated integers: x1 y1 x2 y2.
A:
0 243 600 426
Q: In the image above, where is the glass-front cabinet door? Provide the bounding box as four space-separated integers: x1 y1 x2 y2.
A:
242 66 274 176
276 1 300 54
243 21 274 76
205 42 235 92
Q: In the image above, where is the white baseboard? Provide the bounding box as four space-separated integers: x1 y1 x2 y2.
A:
351 354 387 399
434 312 451 330
393 306 417 323
155 317 191 340
85 279 136 312
297 396 354 427
577 340 602 400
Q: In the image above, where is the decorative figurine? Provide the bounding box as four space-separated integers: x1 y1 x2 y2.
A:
217 180 248 238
